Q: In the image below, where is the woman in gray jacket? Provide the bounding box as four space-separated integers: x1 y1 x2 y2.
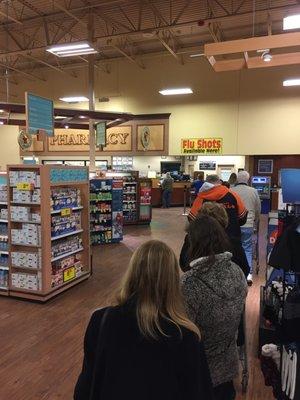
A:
181 215 247 400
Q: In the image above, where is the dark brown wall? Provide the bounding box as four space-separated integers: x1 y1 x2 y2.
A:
251 155 300 186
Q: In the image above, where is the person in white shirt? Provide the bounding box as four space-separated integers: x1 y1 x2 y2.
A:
232 171 261 285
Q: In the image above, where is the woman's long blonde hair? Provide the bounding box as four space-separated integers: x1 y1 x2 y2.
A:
116 240 200 340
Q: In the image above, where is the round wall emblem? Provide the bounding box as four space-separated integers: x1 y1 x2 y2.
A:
141 126 150 151
18 130 32 150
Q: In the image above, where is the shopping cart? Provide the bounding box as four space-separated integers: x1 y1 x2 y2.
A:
238 309 249 393
253 222 260 275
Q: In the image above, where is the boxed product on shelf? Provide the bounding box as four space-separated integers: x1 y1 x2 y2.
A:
0 255 8 266
0 185 7 202
10 206 41 222
11 224 41 246
10 206 31 221
52 253 82 273
51 188 81 211
0 237 8 251
0 224 8 235
51 236 83 258
51 212 81 237
0 269 8 287
90 203 111 213
51 261 83 288
12 188 40 204
91 230 112 244
11 250 42 269
0 208 8 219
9 170 40 187
11 272 41 290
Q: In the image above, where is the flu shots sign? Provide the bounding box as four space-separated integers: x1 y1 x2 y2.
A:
181 138 223 155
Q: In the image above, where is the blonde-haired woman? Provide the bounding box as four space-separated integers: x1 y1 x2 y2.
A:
74 240 213 400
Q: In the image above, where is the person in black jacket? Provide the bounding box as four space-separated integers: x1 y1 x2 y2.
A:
180 201 249 277
74 240 213 400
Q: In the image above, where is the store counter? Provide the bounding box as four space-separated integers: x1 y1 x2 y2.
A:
151 180 191 207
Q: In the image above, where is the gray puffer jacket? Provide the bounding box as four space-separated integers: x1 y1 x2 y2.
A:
181 252 247 387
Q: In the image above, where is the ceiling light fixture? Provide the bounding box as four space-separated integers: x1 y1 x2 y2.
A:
47 41 98 57
261 50 272 62
0 109 4 113
283 79 300 86
159 88 193 96
0 121 4 125
65 125 69 129
79 115 87 119
283 14 300 30
59 96 89 103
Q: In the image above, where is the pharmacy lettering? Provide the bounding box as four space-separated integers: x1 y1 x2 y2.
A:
181 138 223 155
48 127 132 152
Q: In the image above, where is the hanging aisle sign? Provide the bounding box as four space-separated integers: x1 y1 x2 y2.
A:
26 92 54 136
96 122 106 146
181 138 223 155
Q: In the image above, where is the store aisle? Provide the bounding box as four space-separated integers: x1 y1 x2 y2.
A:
0 208 273 400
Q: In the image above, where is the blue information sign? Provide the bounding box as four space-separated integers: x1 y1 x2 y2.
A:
26 92 54 136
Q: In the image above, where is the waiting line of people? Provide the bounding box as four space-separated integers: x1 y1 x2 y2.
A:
74 171 260 400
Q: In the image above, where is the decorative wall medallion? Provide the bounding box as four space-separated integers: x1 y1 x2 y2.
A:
141 126 150 151
18 131 32 149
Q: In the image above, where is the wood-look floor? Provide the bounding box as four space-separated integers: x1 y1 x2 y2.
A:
0 208 274 400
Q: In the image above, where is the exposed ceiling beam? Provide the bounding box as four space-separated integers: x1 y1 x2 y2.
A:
52 1 86 27
0 62 46 81
0 75 18 85
156 34 183 64
0 10 22 25
22 54 77 77
107 40 145 69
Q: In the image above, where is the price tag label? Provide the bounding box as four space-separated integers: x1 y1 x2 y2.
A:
16 182 33 191
61 208 72 217
63 266 76 282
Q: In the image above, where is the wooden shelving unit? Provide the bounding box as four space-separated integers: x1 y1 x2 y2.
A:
7 164 90 302
0 172 9 296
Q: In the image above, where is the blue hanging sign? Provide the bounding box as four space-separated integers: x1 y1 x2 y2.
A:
26 92 54 136
96 122 106 146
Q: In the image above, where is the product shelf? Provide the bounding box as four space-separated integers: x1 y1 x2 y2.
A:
51 206 83 215
51 229 83 241
51 247 84 262
11 219 41 224
10 201 40 205
7 164 91 301
11 243 41 248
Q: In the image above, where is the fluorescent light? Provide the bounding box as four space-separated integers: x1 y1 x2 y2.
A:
56 48 97 57
190 53 204 58
159 88 193 96
65 125 69 129
0 121 4 125
59 96 89 103
0 109 4 113
283 79 300 86
283 14 300 30
47 41 98 57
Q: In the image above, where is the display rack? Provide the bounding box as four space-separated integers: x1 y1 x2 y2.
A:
90 178 123 244
138 178 152 225
0 172 9 296
7 165 90 302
